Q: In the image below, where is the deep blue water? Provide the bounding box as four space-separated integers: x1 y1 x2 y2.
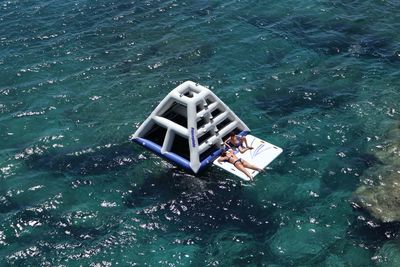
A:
1 0 400 266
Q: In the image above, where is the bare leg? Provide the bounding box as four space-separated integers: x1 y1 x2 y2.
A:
241 137 253 149
238 146 249 153
242 160 262 172
235 163 253 180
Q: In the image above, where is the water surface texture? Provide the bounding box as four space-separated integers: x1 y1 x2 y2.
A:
1 0 400 266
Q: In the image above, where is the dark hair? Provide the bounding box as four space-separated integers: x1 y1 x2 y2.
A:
221 151 227 156
230 132 235 137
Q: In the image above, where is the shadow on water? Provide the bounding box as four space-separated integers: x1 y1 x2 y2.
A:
117 43 215 74
172 44 215 65
320 149 382 197
21 137 278 237
124 169 278 239
256 86 356 117
241 12 400 62
2 172 278 265
0 193 20 214
24 142 139 176
194 5 215 17
347 207 400 248
6 142 281 265
1 205 117 242
0 201 124 266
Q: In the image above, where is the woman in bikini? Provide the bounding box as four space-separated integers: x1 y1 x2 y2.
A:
218 150 262 180
224 132 253 153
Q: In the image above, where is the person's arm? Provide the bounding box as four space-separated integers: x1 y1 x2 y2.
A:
218 156 226 163
224 138 232 150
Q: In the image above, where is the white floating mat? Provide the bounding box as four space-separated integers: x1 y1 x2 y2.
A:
213 134 283 181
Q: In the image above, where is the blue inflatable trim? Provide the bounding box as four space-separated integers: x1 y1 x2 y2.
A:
198 147 224 171
237 130 250 137
132 130 250 173
132 137 192 172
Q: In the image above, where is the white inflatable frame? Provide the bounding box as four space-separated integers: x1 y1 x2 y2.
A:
131 81 250 173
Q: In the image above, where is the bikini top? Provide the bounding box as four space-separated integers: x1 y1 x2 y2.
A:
229 135 242 147
229 135 242 148
224 153 235 163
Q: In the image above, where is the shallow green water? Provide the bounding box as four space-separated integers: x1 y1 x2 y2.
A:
1 0 400 266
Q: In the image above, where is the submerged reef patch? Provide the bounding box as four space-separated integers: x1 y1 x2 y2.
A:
353 122 400 222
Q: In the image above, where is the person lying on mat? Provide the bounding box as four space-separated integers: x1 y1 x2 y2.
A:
218 150 262 180
224 132 254 153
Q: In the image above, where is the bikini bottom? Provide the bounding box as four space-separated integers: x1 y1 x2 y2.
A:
233 158 243 167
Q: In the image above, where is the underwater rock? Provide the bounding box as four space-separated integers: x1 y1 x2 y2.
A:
354 172 400 223
374 123 400 167
353 122 400 222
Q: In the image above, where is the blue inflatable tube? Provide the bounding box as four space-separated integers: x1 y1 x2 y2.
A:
132 130 251 173
133 137 192 172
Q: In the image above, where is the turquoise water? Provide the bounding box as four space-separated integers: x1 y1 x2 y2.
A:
1 0 400 266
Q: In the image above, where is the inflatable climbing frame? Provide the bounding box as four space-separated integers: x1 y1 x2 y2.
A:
131 81 250 173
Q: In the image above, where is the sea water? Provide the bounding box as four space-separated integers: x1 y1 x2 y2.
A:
1 0 400 266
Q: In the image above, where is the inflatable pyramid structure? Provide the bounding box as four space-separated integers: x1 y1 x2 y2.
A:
131 81 250 173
